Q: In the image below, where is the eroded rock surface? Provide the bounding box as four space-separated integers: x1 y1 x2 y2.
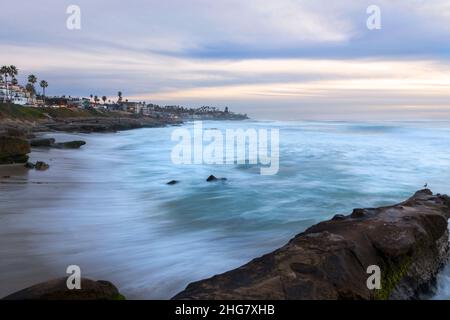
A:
173 189 450 300
0 136 30 164
2 277 124 300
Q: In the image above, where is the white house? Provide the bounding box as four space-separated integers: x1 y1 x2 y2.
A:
0 83 29 105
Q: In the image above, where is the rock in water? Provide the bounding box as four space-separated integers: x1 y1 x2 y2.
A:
206 175 227 182
173 189 450 300
167 180 179 185
0 136 30 164
34 161 49 171
24 162 35 169
30 138 56 147
53 140 86 149
2 277 125 300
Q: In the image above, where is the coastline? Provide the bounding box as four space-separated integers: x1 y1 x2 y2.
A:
3 189 449 300
0 102 248 135
1 116 450 300
0 102 248 167
174 189 450 300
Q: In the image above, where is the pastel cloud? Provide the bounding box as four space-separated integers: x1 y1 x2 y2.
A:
1 0 450 119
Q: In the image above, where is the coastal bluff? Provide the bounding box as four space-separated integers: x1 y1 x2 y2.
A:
174 189 450 300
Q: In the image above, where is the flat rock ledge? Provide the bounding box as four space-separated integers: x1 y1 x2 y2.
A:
173 189 450 300
2 277 125 300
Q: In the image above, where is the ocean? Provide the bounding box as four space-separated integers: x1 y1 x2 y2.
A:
0 120 450 299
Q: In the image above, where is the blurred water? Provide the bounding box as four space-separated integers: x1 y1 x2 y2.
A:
0 120 450 299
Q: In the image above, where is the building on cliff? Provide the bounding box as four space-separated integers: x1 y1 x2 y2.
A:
0 83 29 105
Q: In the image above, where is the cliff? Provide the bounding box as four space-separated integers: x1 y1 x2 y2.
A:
173 189 450 300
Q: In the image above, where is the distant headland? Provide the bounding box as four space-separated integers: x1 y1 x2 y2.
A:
0 64 248 134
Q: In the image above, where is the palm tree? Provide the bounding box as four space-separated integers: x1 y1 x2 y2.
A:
25 83 35 96
94 95 99 105
40 80 49 100
28 74 37 84
89 94 93 102
8 66 18 100
102 96 107 105
27 74 37 103
117 91 122 102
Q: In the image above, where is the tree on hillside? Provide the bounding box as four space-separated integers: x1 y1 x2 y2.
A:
40 80 49 100
27 74 38 102
117 91 122 104
94 95 99 105
102 95 107 104
28 74 37 85
25 83 36 97
8 66 18 100
11 77 18 86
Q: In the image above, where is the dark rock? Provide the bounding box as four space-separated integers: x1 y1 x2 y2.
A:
332 214 346 221
167 180 179 185
2 277 125 300
30 138 56 147
35 161 49 171
5 128 26 138
206 175 227 182
24 162 35 169
173 189 450 300
0 136 30 164
53 140 86 149
351 208 366 218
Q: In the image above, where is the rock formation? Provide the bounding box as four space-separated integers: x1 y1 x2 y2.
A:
30 138 86 149
0 136 30 164
173 189 450 300
206 175 227 182
2 277 125 300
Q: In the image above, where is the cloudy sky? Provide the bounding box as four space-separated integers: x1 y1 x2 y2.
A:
1 0 450 120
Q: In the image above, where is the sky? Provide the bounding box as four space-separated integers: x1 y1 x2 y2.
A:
1 0 450 120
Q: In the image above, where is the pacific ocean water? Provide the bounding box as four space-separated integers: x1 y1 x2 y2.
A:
0 120 450 299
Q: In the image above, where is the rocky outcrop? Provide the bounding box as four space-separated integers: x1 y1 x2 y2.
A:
54 140 86 149
173 189 450 300
30 138 86 149
2 277 125 300
34 161 50 171
30 138 56 147
206 175 227 182
0 136 31 164
43 117 183 133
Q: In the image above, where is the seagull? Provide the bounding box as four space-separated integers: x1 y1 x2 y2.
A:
424 183 428 188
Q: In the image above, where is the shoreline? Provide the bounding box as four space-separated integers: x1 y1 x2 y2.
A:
2 189 449 300
0 102 248 167
2 115 450 300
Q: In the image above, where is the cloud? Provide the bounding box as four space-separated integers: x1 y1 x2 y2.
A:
2 0 450 119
